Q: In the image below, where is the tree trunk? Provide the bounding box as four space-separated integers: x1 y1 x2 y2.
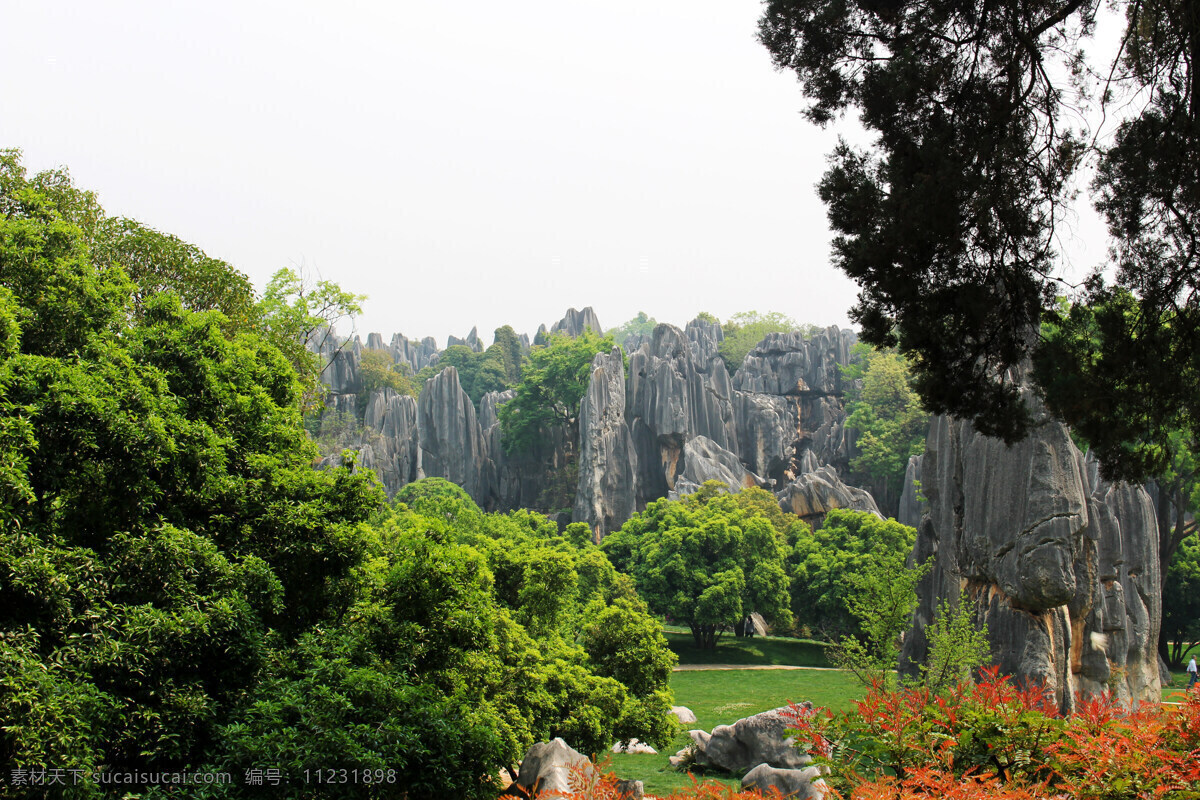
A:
691 624 720 650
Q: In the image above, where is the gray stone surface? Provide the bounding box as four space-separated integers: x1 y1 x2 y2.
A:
741 764 829 800
387 333 439 373
627 323 739 504
550 306 603 337
615 778 644 800
445 327 483 352
319 336 360 394
733 391 800 486
669 435 766 499
670 706 697 725
416 366 489 503
361 388 420 497
898 454 924 529
515 738 596 796
776 465 882 525
311 318 880 537
732 326 859 479
733 327 857 397
574 348 639 539
679 706 813 774
900 405 1162 710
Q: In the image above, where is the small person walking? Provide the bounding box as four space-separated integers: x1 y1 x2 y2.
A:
1188 655 1198 689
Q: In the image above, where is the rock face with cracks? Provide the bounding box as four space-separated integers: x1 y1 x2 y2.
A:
742 764 829 800
574 348 639 541
900 404 1161 710
314 313 874 536
668 435 767 500
416 366 489 501
776 465 882 525
674 706 813 774
515 738 597 796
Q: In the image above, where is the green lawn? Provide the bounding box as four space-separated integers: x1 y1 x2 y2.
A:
609 646 862 796
666 630 834 668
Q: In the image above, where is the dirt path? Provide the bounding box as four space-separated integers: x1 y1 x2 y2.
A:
673 663 841 671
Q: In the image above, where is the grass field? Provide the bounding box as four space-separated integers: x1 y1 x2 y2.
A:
664 630 833 668
607 632 861 795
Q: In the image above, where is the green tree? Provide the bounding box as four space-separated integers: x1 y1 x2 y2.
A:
829 556 930 688
1161 535 1200 669
603 483 795 649
492 324 526 384
393 479 680 752
788 509 918 640
0 203 385 793
358 348 419 403
917 597 991 693
842 344 930 506
256 266 366 414
498 329 616 455
0 154 685 798
758 0 1199 483
717 311 804 371
93 216 256 329
606 311 659 345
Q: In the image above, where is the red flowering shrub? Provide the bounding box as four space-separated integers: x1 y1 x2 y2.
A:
539 684 1200 799
785 671 1200 800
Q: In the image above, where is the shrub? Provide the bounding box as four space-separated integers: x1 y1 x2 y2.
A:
787 670 1200 799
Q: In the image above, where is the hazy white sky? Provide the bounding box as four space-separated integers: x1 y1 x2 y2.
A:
3 1 1111 346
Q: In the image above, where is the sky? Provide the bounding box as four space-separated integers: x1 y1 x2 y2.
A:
2 0 1114 347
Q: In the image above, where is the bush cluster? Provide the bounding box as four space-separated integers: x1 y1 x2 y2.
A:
788 669 1200 799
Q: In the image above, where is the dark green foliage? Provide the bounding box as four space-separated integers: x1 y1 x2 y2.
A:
603 483 795 650
208 634 503 800
0 156 678 796
1162 536 1200 669
492 324 525 384
758 0 1200 482
499 329 616 455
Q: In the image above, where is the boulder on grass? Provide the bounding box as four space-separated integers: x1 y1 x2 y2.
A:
611 738 658 755
671 706 698 725
741 763 830 799
674 705 813 774
515 738 597 796
615 778 644 799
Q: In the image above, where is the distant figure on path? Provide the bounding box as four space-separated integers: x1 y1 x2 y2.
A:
1188 655 1198 688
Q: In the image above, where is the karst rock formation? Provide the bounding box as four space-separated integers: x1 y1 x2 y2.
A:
899 399 1161 709
312 308 1163 707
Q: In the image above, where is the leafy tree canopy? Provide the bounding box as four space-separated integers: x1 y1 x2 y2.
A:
0 156 676 797
606 311 659 346
602 482 796 649
256 266 366 413
499 329 616 455
718 311 806 371
842 344 930 501
787 509 918 640
1161 535 1200 669
759 0 1200 482
358 348 420 402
